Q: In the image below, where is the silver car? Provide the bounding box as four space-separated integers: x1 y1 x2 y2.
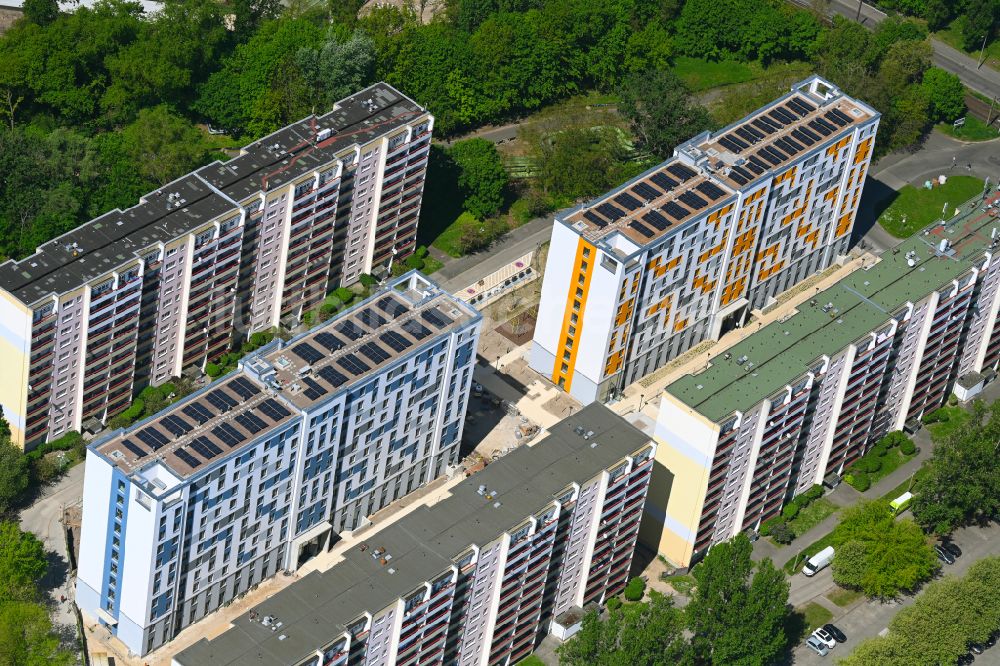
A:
806 635 830 656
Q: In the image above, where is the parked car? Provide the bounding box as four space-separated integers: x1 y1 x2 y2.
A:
957 653 975 665
970 643 985 654
812 627 837 649
823 623 847 643
806 635 830 657
935 544 956 565
940 539 962 558
803 546 835 576
984 632 998 649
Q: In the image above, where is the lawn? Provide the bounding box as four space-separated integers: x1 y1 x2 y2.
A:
431 213 471 258
925 404 971 442
662 573 696 595
827 586 864 608
785 602 834 644
672 57 755 92
515 656 546 666
787 498 837 539
783 532 837 575
868 447 917 486
937 116 1000 142
877 176 985 238
422 255 444 274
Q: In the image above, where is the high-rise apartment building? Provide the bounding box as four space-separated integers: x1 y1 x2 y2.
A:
75 272 480 656
652 190 1000 567
530 76 879 404
172 403 657 666
0 83 432 450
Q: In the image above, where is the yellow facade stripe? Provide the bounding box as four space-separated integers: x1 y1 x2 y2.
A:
552 238 594 391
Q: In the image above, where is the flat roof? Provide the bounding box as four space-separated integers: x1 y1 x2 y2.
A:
563 76 876 248
668 189 1000 422
174 403 653 666
92 273 475 481
0 83 427 307
258 274 478 412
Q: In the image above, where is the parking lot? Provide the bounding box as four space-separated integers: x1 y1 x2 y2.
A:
792 522 1000 664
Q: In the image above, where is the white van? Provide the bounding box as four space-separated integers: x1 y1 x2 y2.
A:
803 546 835 576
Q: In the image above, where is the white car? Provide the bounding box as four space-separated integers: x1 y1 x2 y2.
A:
812 627 837 649
806 635 830 656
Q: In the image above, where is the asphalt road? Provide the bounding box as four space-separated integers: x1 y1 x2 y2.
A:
790 522 1000 665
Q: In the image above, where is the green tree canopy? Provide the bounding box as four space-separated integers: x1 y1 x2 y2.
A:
618 69 713 160
557 590 691 666
122 105 207 185
0 601 73 666
448 138 508 219
921 67 965 122
687 534 790 666
0 442 29 516
0 522 47 604
532 126 631 201
295 28 376 114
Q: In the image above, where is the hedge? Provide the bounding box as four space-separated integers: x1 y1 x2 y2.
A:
623 577 646 601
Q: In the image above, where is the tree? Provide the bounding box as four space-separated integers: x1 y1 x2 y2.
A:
230 0 282 37
448 138 508 219
122 106 206 186
0 601 73 666
296 29 376 113
0 413 10 441
21 0 58 25
829 501 938 598
687 534 790 666
922 67 966 122
618 69 713 160
960 0 999 52
913 400 1000 534
0 441 29 515
0 522 47 604
557 591 690 666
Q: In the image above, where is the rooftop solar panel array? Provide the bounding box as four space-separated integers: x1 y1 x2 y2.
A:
666 164 696 181
696 181 727 200
122 440 147 458
359 341 391 364
162 414 193 437
214 423 246 448
632 182 661 200
175 448 201 468
582 210 607 228
235 411 267 433
595 203 624 221
292 342 324 365
190 435 223 458
338 354 370 376
643 210 670 231
376 296 408 319
317 365 349 388
357 308 387 329
301 376 327 401
206 389 237 412
229 377 261 400
136 427 169 450
183 402 213 424
380 330 412 352
663 201 690 220
787 97 816 116
336 320 366 341
649 172 679 191
678 191 708 210
628 221 655 238
314 332 344 353
401 319 431 340
614 192 642 211
422 307 452 328
259 398 290 421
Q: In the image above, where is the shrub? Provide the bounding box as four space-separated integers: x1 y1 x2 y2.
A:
302 311 315 325
805 484 824 501
771 521 795 544
404 254 425 270
358 273 377 288
415 245 429 259
782 503 801 521
623 577 646 601
32 455 63 483
922 408 949 424
205 363 221 377
947 393 958 406
900 438 916 455
606 597 622 612
880 431 910 450
759 516 779 537
849 471 871 491
334 287 354 304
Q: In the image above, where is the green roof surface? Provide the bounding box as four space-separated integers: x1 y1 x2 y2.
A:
668 191 999 422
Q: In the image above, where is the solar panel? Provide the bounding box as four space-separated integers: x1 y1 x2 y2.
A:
826 109 850 127
809 119 833 136
798 126 821 142
791 128 816 146
292 342 324 365
421 307 452 328
381 330 412 352
136 427 169 451
376 296 408 319
696 182 727 200
782 136 804 153
122 439 147 458
259 398 291 421
357 308 387 329
771 108 796 124
183 403 213 424
753 118 779 134
302 376 327 400
746 156 768 174
718 135 747 153
730 165 754 185
336 320 366 341
650 172 679 191
614 192 642 211
765 145 786 161
213 424 246 448
663 201 689 220
757 150 780 167
337 353 370 375
666 164 697 181
595 203 624 221
582 210 607 227
314 332 344 353
678 191 708 210
317 365 349 388
736 126 761 144
401 319 432 340
235 411 268 433
162 414 193 437
229 377 261 400
628 221 655 238
206 389 237 412
359 342 391 364
643 210 670 231
633 182 661 200
175 448 201 468
190 436 222 459
787 97 815 116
